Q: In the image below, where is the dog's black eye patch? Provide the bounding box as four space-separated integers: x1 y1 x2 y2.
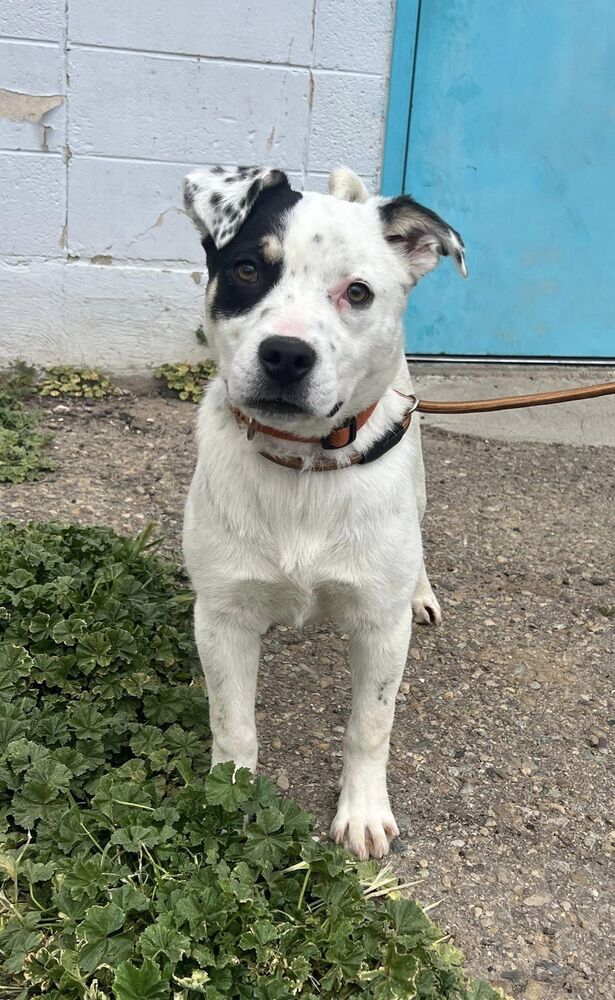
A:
204 182 301 318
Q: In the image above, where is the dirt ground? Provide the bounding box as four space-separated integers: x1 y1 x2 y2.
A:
1 389 613 1000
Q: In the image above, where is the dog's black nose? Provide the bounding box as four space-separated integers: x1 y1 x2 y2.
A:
258 336 316 386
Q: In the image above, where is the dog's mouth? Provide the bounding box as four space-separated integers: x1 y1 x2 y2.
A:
244 397 313 419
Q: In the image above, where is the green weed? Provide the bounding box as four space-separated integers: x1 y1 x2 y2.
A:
0 522 502 999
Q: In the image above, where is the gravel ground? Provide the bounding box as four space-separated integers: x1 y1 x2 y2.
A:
1 389 613 1000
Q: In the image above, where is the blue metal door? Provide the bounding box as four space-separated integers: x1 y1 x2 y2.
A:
383 0 615 359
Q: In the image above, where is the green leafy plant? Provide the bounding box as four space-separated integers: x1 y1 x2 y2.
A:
0 373 55 483
39 367 116 399
0 522 503 999
154 362 217 403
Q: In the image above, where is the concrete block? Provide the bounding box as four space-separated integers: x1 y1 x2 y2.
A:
69 0 313 65
308 71 387 176
0 260 206 372
314 0 394 73
68 49 309 166
0 153 66 256
68 158 201 263
0 0 65 42
68 159 305 262
0 261 65 362
0 40 66 152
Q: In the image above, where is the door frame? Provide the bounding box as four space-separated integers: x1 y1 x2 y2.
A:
381 0 421 198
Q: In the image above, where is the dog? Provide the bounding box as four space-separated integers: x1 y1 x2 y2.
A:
182 165 466 859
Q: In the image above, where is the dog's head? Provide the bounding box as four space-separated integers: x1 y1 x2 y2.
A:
184 165 466 430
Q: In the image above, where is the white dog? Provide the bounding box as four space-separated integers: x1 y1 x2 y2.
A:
182 165 466 859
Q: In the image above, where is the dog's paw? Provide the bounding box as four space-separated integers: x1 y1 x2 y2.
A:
330 798 399 860
411 588 442 626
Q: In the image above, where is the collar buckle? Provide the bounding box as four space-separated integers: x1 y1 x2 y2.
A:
321 414 357 450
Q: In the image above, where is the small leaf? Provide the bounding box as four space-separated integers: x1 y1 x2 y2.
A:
204 762 254 810
114 958 169 1000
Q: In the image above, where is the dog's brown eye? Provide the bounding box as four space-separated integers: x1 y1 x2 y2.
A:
234 261 258 283
346 281 372 306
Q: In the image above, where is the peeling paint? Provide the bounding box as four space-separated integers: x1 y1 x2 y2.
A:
0 89 64 124
90 255 113 265
58 223 68 249
191 272 203 285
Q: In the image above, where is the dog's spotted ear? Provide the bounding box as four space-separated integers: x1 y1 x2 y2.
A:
183 166 291 248
378 195 467 282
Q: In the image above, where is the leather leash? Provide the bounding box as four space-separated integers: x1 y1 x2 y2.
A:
415 380 615 414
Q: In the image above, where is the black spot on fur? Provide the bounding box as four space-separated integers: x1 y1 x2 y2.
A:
376 681 389 705
203 179 302 318
312 233 322 244
210 192 221 208
211 165 224 174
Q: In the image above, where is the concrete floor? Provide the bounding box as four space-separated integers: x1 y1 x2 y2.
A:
411 364 615 447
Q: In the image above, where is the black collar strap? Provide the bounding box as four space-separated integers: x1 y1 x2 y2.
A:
257 401 416 471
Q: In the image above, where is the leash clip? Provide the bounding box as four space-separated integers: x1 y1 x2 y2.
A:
407 394 419 414
246 418 256 441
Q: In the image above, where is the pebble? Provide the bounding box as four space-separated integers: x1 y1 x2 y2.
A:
524 982 546 1000
524 893 552 907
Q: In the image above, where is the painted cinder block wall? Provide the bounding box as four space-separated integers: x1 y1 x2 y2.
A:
0 0 395 373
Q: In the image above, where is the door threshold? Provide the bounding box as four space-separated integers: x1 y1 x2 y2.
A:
406 355 615 366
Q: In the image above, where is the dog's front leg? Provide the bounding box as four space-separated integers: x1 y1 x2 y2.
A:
194 596 261 772
331 614 412 859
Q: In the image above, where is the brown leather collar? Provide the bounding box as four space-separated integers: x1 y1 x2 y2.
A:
230 400 379 450
230 391 417 472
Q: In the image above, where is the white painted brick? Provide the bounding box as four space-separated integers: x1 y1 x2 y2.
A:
68 159 304 262
0 261 65 360
68 50 309 166
0 39 64 93
313 0 394 73
0 153 65 255
69 0 313 65
0 40 66 152
0 261 206 372
308 71 387 176
68 158 202 263
0 0 65 42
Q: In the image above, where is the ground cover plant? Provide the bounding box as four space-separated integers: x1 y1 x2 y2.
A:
38 367 116 400
154 361 218 403
0 522 502 999
0 372 54 484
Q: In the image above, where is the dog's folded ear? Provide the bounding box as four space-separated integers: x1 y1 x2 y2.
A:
378 195 467 282
183 166 292 249
328 167 369 204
